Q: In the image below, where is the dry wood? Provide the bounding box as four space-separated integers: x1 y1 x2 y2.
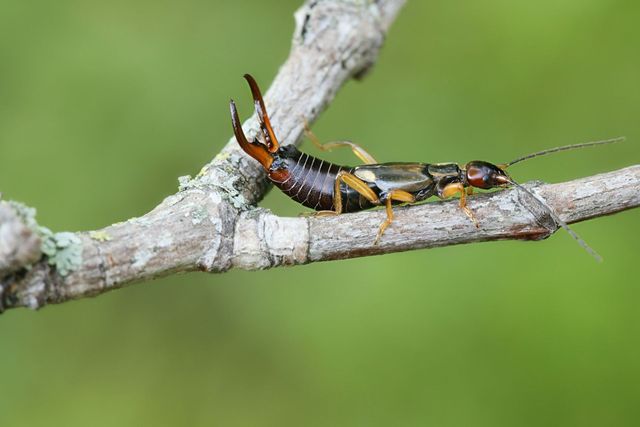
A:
1 0 638 313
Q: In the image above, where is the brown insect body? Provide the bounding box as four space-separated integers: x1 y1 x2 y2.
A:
266 145 372 212
230 73 622 258
267 144 475 212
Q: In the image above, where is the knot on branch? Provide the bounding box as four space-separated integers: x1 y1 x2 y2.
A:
1 264 56 312
0 201 42 278
232 209 309 270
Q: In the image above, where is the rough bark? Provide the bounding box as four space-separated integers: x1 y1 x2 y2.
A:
0 202 41 278
1 0 638 313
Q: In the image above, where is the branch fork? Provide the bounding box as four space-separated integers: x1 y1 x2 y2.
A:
2 0 639 313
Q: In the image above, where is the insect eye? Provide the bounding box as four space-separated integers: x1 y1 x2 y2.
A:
466 164 491 189
486 173 497 184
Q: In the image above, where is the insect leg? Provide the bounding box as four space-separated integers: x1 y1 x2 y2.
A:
327 170 381 215
303 118 378 164
440 182 479 228
374 190 416 245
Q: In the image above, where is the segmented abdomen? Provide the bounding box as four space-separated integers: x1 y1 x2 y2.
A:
270 149 375 213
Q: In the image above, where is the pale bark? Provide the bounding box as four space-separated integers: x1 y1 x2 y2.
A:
1 0 638 313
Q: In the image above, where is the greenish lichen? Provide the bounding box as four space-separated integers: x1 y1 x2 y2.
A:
190 206 208 225
213 152 231 163
89 230 111 242
40 229 83 276
126 216 152 227
7 200 38 230
178 175 192 191
196 164 211 178
132 248 153 269
180 168 249 209
207 174 248 209
4 200 83 276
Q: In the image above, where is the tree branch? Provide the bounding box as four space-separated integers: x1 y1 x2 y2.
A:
1 0 638 313
0 202 41 278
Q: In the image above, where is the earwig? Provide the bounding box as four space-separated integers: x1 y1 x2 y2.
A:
230 74 624 260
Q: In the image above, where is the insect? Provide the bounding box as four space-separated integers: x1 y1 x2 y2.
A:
229 74 622 260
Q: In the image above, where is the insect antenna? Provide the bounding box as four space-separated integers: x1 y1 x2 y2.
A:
507 178 602 262
504 137 624 167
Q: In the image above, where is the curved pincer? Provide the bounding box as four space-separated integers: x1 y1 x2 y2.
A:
229 99 273 170
244 74 280 153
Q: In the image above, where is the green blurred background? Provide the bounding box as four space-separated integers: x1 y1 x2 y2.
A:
1 1 639 425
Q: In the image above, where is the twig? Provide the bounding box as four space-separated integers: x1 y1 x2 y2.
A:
1 0 638 313
0 201 41 278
